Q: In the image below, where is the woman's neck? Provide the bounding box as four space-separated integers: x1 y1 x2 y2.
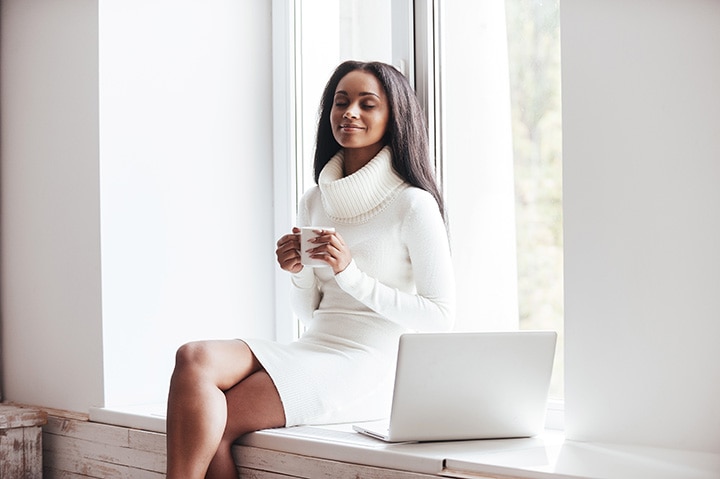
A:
343 143 386 177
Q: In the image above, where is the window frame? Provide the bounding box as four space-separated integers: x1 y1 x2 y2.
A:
271 0 301 344
271 2 565 430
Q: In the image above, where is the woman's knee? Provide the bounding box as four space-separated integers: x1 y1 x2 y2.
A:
173 340 260 388
173 341 214 373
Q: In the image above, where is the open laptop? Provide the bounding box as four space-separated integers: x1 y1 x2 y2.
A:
353 331 557 443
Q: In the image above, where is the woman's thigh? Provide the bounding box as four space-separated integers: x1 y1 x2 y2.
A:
223 370 286 437
174 339 261 391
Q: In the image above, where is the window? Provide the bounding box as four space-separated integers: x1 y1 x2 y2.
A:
286 0 564 399
89 0 561 430
505 0 563 398
439 0 564 398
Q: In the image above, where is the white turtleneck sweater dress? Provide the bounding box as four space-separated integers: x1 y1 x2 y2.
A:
244 146 455 426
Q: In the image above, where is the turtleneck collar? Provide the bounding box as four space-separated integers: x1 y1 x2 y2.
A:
318 145 407 224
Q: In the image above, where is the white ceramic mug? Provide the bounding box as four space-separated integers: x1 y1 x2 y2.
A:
299 227 335 267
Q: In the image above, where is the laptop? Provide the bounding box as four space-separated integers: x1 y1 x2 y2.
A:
353 331 557 443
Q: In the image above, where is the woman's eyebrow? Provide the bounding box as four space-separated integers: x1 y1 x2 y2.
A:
334 90 381 99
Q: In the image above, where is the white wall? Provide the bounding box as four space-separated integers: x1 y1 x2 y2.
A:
562 0 720 453
1 0 104 412
1 0 275 413
99 0 275 409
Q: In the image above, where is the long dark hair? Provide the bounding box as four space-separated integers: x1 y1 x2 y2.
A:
313 60 445 221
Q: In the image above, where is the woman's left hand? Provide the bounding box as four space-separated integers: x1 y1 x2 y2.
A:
308 229 352 274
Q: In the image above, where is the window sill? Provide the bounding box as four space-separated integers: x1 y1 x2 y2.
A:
237 424 720 479
87 407 720 479
89 403 167 433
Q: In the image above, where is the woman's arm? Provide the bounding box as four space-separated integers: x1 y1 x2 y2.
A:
334 191 455 331
283 194 322 327
289 267 321 326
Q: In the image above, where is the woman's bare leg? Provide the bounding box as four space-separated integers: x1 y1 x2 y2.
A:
205 370 286 478
166 340 268 479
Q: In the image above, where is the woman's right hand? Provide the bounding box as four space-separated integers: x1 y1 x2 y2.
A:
275 227 303 273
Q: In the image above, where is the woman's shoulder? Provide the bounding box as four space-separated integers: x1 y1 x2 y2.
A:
296 186 322 224
391 186 444 228
395 185 440 212
393 186 446 238
299 185 321 204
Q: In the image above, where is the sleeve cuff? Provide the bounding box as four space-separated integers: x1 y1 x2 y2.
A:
291 267 317 289
333 259 364 295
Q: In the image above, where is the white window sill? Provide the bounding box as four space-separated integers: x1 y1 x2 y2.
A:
89 403 167 433
89 406 720 479
238 425 720 479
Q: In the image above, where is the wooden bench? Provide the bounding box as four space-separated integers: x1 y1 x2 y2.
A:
0 404 47 479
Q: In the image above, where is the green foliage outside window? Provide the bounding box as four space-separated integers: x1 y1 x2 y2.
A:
506 0 564 398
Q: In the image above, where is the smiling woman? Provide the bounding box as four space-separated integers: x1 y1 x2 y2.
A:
290 0 565 402
330 70 390 171
167 59 455 478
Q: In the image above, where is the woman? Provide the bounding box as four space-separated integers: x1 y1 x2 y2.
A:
166 60 455 479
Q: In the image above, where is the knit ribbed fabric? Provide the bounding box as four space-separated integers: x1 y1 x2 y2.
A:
319 146 406 223
243 147 455 427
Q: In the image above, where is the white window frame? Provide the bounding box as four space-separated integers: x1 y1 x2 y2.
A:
413 0 445 190
272 0 301 344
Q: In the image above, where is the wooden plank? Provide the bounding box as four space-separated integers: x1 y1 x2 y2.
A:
0 422 43 479
44 416 130 447
238 466 300 478
5 403 89 422
0 426 43 479
43 469 97 479
0 404 47 429
44 448 164 479
128 428 165 456
24 426 44 479
42 413 167 479
43 431 165 473
234 446 440 479
43 415 165 455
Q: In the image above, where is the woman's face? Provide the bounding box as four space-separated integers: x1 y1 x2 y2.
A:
330 70 390 158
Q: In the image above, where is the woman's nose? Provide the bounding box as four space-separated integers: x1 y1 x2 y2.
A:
343 107 359 119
